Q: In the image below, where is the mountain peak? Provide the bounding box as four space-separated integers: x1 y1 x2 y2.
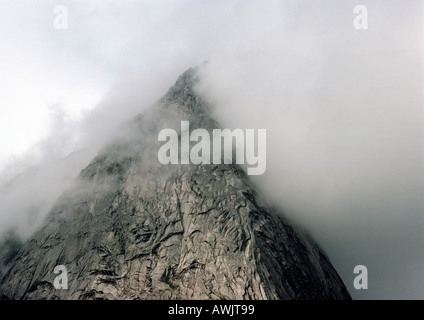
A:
0 68 351 300
161 65 209 117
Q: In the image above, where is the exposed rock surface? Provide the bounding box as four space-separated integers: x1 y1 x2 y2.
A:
0 67 351 300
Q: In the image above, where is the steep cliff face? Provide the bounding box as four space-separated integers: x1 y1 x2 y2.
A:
0 67 351 300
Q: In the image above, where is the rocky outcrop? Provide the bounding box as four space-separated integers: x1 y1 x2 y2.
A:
0 67 351 300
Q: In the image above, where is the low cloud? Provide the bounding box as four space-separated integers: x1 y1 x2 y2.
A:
0 0 422 299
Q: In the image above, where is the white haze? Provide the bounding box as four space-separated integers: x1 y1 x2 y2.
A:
0 0 423 299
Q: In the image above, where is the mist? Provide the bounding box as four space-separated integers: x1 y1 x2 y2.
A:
0 0 423 299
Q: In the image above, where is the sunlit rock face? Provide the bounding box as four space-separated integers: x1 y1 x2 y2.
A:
0 68 351 300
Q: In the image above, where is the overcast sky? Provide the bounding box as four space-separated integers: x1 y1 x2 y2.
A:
0 0 423 299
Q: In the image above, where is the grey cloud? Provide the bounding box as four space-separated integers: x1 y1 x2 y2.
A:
0 0 422 299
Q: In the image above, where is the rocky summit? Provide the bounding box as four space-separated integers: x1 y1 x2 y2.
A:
0 67 351 300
